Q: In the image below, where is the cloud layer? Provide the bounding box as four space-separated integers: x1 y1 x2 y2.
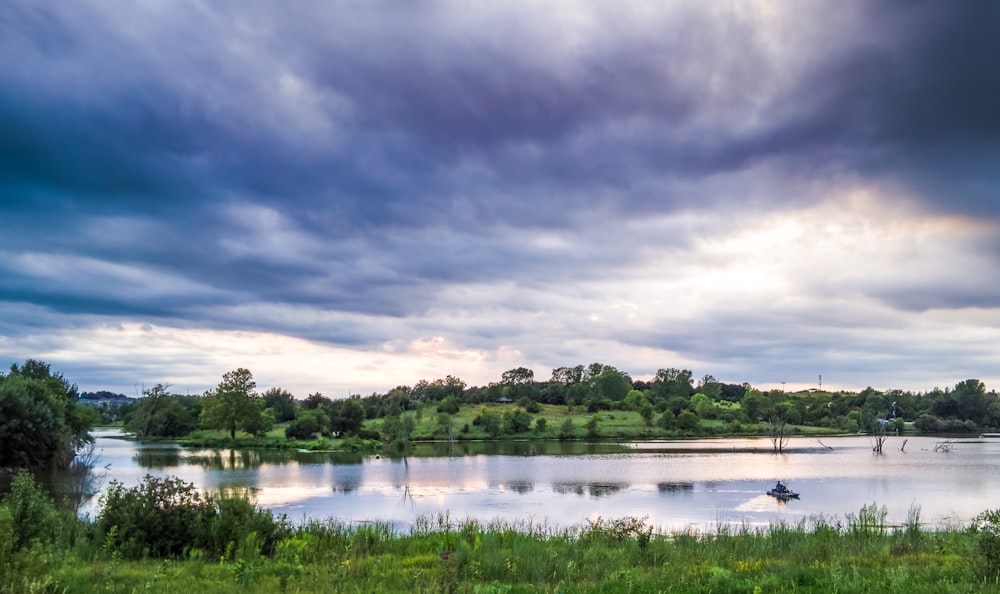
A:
2 1 1000 395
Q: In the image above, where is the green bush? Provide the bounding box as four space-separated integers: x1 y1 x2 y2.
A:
96 474 285 559
2 471 66 551
972 509 1000 577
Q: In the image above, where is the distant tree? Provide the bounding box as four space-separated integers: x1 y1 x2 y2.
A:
303 392 331 410
623 389 648 411
517 396 541 413
199 368 267 440
639 402 655 426
262 387 297 422
676 410 700 433
330 397 366 436
954 379 988 424
585 414 601 438
285 409 329 439
698 375 722 400
503 409 533 434
690 393 715 419
502 367 535 385
650 368 694 402
125 384 200 439
590 368 632 402
437 396 461 415
558 418 575 440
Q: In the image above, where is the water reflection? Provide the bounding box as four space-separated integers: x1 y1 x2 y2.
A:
656 482 695 494
134 447 182 468
504 480 535 494
68 432 1000 533
552 481 629 497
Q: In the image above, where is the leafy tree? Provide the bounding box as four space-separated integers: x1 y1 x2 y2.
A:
437 396 461 415
0 359 93 470
676 410 700 433
639 403 655 426
585 414 601 437
955 379 988 424
558 418 575 440
263 387 297 423
125 384 201 439
303 392 332 410
329 397 366 436
650 368 694 402
199 368 267 440
502 409 533 434
690 393 715 418
502 367 535 385
623 390 648 411
591 368 632 402
285 409 329 439
517 396 541 413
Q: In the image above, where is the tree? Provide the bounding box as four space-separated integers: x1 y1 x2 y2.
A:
0 359 93 470
199 368 267 440
125 385 201 439
262 387 297 423
650 368 693 402
330 397 366 436
501 367 535 385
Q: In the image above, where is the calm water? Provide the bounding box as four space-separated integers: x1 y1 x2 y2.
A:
77 430 1000 532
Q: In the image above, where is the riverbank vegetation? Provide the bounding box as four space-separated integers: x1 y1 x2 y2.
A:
4 357 1000 475
4 472 1000 593
84 362 1000 454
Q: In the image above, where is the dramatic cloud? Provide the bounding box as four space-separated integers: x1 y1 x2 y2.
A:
1 0 999 395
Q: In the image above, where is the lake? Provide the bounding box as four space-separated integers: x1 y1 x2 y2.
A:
78 430 1000 533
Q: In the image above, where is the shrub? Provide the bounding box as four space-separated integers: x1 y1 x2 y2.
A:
972 509 1000 577
285 410 328 439
2 471 66 551
96 474 284 559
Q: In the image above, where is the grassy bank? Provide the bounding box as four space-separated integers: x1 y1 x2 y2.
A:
5 469 1000 593
8 511 1000 593
121 404 846 453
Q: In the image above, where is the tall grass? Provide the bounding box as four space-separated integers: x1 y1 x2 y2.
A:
5 473 1000 592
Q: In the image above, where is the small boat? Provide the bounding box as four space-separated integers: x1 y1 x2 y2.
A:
766 482 799 499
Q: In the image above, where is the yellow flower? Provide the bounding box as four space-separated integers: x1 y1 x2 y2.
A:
341 559 350 566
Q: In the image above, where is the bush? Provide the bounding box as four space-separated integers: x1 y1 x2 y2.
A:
97 474 284 559
2 471 66 551
285 410 328 440
973 509 1000 577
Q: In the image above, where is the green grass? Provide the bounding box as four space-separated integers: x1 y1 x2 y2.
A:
7 510 1000 593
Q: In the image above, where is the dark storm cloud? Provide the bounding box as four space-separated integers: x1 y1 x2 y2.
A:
1 0 999 377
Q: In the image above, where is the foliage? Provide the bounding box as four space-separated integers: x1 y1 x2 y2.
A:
2 501 994 593
1 471 67 551
285 408 329 439
262 387 297 423
125 384 201 439
0 359 93 470
972 509 1000 578
200 368 271 440
96 475 286 559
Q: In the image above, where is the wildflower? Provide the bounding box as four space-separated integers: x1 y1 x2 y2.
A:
440 550 453 560
341 559 350 566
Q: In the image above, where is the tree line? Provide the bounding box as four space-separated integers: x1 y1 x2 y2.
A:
106 362 1000 444
4 358 1000 472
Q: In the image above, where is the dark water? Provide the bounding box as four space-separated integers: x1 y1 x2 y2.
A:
71 430 1000 532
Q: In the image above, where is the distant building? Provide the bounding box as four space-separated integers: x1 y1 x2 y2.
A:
77 391 137 408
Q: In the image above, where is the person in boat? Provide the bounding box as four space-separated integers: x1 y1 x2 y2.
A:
774 481 787 493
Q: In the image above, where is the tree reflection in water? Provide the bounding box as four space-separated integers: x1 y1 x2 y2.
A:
551 481 628 497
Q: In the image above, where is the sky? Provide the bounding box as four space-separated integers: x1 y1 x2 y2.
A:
2 1 1000 398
